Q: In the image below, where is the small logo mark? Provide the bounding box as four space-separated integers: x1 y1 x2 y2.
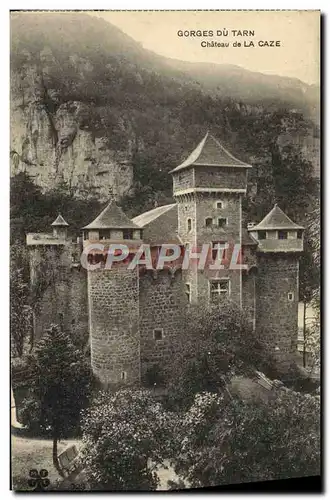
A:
27 468 50 491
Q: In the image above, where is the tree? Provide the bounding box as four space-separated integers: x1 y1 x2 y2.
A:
165 302 274 411
80 389 178 491
20 325 92 476
10 244 32 356
173 389 320 487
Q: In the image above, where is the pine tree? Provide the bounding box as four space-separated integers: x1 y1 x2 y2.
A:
22 324 92 476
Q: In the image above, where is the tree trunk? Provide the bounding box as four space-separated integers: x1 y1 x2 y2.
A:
303 301 307 368
52 435 65 478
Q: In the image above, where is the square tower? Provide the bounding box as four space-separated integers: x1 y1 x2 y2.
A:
170 132 251 307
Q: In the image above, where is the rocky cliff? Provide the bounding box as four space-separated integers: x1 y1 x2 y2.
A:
10 12 319 205
11 63 134 201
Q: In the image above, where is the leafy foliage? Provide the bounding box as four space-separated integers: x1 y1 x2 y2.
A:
165 302 274 410
10 244 32 356
173 389 320 487
81 389 178 491
10 172 103 243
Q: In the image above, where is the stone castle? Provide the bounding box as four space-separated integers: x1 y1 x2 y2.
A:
26 133 304 386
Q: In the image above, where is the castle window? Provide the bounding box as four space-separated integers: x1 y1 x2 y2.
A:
218 218 227 228
187 218 192 232
123 229 133 239
205 217 213 228
121 371 127 381
153 328 164 341
297 230 303 239
258 231 266 239
278 230 288 240
288 292 294 302
210 279 230 303
185 283 191 303
211 241 227 261
83 231 88 240
99 229 111 240
216 201 223 209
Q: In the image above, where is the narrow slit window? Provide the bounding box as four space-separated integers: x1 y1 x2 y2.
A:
185 283 191 303
121 371 127 381
288 292 294 302
187 218 192 232
153 328 164 341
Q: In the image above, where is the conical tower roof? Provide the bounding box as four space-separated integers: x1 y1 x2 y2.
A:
251 204 304 231
83 200 140 230
51 214 69 227
170 132 251 173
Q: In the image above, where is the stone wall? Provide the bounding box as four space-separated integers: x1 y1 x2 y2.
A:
29 244 88 347
256 254 299 365
139 269 185 383
88 266 140 387
242 272 256 328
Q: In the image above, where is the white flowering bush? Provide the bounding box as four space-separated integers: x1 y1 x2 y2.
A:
81 389 179 490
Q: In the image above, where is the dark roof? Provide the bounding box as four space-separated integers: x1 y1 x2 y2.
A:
170 132 251 173
83 200 140 230
132 204 181 245
242 228 258 246
251 204 304 231
51 214 69 227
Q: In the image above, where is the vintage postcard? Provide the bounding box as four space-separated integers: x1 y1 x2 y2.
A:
10 10 321 492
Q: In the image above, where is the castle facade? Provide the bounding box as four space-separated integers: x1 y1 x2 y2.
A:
26 133 304 386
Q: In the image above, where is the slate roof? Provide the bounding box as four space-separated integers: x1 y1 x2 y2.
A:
132 204 181 245
132 204 176 227
51 214 69 227
83 200 140 230
251 204 304 231
170 132 251 173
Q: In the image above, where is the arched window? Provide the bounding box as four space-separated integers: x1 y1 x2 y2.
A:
187 218 192 232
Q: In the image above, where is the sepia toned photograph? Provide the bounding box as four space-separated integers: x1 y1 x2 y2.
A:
10 9 321 492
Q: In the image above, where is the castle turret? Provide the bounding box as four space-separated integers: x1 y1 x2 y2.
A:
51 214 69 240
83 200 142 387
26 215 88 346
170 132 251 307
249 204 304 367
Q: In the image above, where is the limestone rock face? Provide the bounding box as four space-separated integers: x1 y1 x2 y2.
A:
10 63 134 201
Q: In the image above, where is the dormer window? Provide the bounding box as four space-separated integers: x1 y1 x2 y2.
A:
205 217 213 228
258 231 266 239
278 231 288 240
187 218 192 232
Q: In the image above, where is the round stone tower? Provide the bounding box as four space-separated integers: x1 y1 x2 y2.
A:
248 204 304 367
82 200 143 388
